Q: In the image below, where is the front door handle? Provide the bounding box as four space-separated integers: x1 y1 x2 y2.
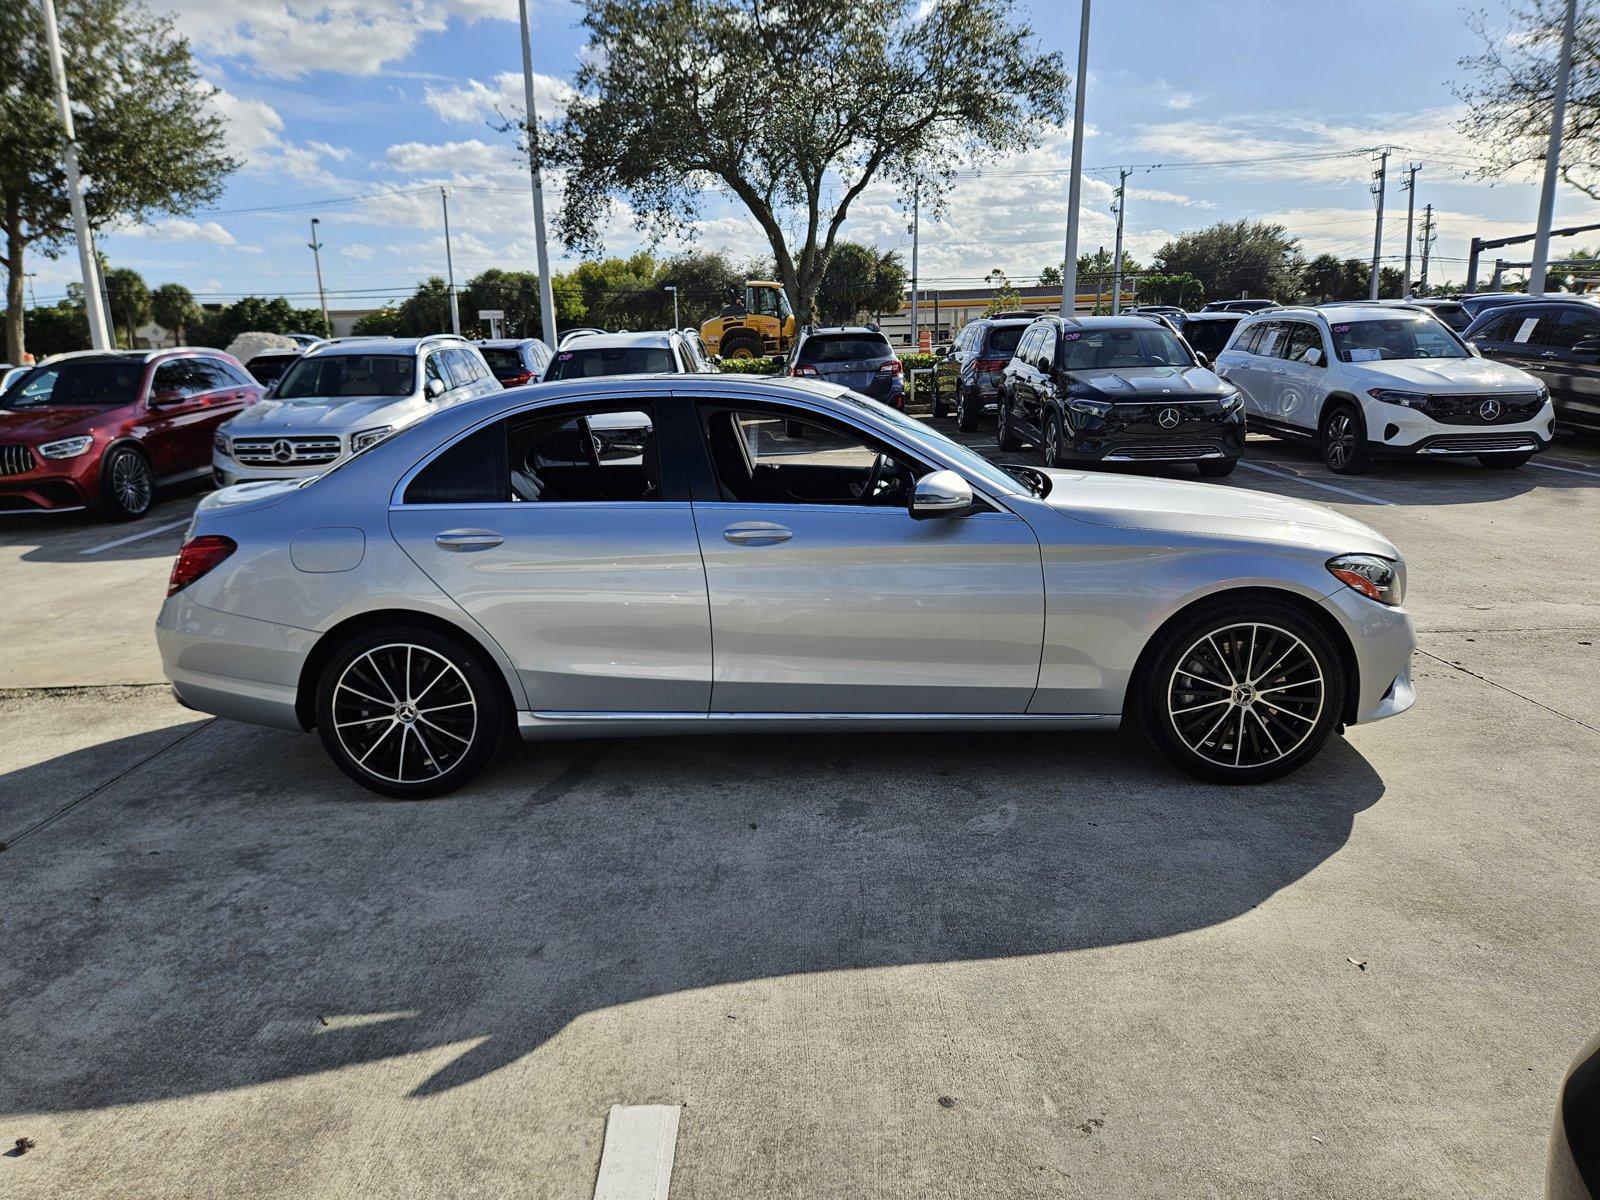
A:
723 522 792 545
1541 351 1559 360
435 530 504 551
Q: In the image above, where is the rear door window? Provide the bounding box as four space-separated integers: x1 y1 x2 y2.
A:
1549 308 1600 349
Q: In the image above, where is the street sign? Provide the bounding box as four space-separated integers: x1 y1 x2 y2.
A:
478 309 505 320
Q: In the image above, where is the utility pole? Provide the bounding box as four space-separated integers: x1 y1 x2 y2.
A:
440 187 460 335
1110 167 1130 314
40 0 110 351
308 218 330 336
1060 0 1091 318
663 285 679 330
1531 0 1579 293
1401 163 1419 298
908 183 920 348
518 0 558 346
1419 204 1435 295
1369 149 1389 300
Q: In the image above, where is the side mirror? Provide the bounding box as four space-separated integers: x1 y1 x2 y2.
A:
909 469 973 519
1301 347 1324 366
934 346 948 357
426 377 446 398
1194 351 1211 368
149 388 184 406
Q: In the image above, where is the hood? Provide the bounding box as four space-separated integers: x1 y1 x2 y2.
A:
1037 469 1398 556
223 394 422 433
1345 356 1538 392
1069 364 1231 402
0 404 116 440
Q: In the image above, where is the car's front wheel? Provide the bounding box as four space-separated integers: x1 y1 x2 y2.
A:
315 623 507 798
1136 598 1347 784
98 444 154 520
1042 412 1065 467
1319 403 1370 474
1478 452 1533 470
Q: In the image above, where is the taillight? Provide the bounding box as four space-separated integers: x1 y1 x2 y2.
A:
501 371 535 387
878 359 904 376
791 364 818 377
974 357 1009 373
168 535 236 596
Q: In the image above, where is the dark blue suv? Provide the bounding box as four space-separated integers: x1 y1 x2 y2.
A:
784 326 905 409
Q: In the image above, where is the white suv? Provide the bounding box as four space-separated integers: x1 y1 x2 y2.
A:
213 335 501 485
1214 304 1555 473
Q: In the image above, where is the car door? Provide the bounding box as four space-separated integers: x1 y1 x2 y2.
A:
686 398 1044 713
388 396 712 712
1539 307 1600 430
142 358 220 476
1272 322 1325 426
1227 321 1285 423
1010 326 1046 438
190 358 257 466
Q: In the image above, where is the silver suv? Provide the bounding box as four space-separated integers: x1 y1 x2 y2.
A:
212 335 500 485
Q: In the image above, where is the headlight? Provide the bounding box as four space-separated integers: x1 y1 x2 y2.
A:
1218 388 1243 412
213 430 230 455
1327 554 1404 606
1066 396 1112 417
350 426 393 454
1368 388 1433 410
37 435 93 459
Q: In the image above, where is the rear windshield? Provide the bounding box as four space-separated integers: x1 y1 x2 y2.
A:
1330 318 1467 362
545 346 677 379
275 354 415 400
1060 326 1194 370
245 355 298 385
1 360 144 409
479 348 525 375
983 326 1026 354
1183 318 1241 357
799 334 892 363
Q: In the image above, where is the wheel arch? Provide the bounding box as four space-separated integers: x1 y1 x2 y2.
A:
294 608 519 731
1124 585 1361 726
1317 390 1364 430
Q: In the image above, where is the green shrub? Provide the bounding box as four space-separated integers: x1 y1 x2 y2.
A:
716 356 782 375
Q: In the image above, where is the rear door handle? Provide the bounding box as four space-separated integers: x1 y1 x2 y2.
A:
723 522 792 545
435 530 504 551
1540 351 1559 360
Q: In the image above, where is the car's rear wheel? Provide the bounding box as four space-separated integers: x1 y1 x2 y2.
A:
315 623 506 798
1198 456 1238 477
996 394 1023 451
956 387 981 432
930 382 946 419
1042 412 1065 467
98 445 154 520
1478 452 1533 469
1319 403 1370 475
1136 598 1347 784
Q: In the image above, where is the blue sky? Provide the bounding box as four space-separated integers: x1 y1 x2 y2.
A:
36 0 1592 312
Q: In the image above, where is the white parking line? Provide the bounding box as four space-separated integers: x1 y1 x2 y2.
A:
1531 459 1600 480
593 1105 681 1200
1236 461 1393 506
77 518 189 556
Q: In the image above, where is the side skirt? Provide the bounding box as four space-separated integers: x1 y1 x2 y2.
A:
517 711 1121 742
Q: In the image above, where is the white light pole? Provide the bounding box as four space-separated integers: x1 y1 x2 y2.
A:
1531 0 1580 294
308 218 330 336
441 187 460 335
40 0 110 351
663 285 679 329
518 0 558 346
1059 0 1091 318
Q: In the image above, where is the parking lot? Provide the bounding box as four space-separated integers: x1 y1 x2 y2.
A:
3 428 1598 1198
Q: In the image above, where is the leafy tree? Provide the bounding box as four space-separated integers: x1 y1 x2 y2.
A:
1 0 238 361
103 266 149 347
568 254 663 330
191 296 327 348
549 0 1067 324
351 306 407 337
655 250 747 329
1038 264 1062 287
1455 0 1600 199
1378 266 1405 299
150 282 197 344
1152 220 1303 304
1135 272 1204 308
983 268 1021 316
1301 254 1346 303
815 243 906 323
14 300 88 358
391 278 455 336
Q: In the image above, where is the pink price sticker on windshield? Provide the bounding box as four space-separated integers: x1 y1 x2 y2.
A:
1063 331 1082 341
1332 324 1350 333
556 352 573 359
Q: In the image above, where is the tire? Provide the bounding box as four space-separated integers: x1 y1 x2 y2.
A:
1478 452 1533 469
315 623 507 798
1319 402 1370 475
1135 597 1347 784
98 444 154 520
956 387 980 432
1042 411 1065 468
996 394 1023 451
720 333 762 362
930 384 946 419
1198 456 1239 478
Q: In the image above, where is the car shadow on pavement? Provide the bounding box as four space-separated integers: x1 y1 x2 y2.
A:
0 721 1384 1115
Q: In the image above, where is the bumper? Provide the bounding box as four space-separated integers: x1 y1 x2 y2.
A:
1368 401 1555 457
1059 413 1248 464
157 590 317 730
0 454 98 512
1372 429 1550 458
1318 587 1417 724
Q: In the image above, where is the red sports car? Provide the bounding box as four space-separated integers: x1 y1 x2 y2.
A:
0 349 261 519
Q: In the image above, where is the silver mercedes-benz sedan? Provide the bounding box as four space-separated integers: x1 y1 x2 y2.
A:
157 375 1416 797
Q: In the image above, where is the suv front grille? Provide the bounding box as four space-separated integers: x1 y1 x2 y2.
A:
230 435 343 467
1421 393 1545 425
1104 443 1222 461
1421 433 1541 454
0 444 36 476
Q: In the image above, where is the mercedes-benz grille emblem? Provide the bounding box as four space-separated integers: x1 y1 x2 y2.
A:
1158 407 1181 430
1478 397 1502 421
271 439 295 463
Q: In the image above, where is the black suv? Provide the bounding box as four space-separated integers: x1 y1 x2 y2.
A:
934 315 1034 429
997 315 1247 476
1464 298 1600 434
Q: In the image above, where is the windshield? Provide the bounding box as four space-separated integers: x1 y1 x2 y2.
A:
1 360 144 409
545 346 676 379
1061 326 1194 370
800 335 892 363
246 355 298 385
843 391 1027 497
275 354 415 400
1183 318 1240 357
1330 318 1467 362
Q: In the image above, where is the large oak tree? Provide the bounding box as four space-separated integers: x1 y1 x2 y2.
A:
1 0 236 360
548 0 1067 324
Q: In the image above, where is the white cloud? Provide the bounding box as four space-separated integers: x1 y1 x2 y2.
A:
386 138 516 176
308 141 352 162
120 218 239 246
340 243 377 261
205 86 342 186
424 71 572 127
